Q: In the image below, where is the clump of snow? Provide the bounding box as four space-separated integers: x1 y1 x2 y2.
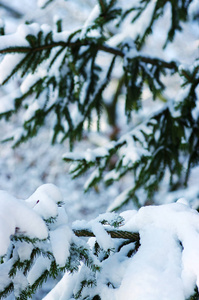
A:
0 184 73 298
50 225 72 266
41 23 51 35
17 23 41 38
120 135 150 167
38 199 199 300
25 183 63 219
43 271 79 300
118 201 199 299
16 241 33 261
27 256 51 286
0 190 48 256
188 0 199 19
63 146 109 162
53 30 71 43
22 101 40 122
91 221 114 250
84 168 100 191
0 31 29 51
13 271 28 298
104 169 120 183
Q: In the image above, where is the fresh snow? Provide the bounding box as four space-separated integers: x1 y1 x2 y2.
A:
20 69 47 94
80 4 100 39
0 89 20 114
27 256 51 286
43 200 199 300
0 190 48 256
26 183 63 219
43 271 79 300
84 168 100 191
0 54 26 85
0 0 198 299
50 225 72 267
63 146 109 162
118 202 199 299
91 221 114 251
15 241 33 261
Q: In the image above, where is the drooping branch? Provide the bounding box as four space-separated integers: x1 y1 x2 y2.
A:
0 41 178 71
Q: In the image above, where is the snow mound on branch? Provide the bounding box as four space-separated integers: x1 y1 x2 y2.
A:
118 201 199 299
26 183 63 219
0 184 65 257
0 190 48 256
42 200 199 300
50 225 72 267
0 184 73 297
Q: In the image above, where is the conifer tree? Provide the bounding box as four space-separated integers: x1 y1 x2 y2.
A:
0 0 199 299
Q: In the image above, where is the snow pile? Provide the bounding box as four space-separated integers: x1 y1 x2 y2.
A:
0 190 48 256
1 185 199 299
0 184 73 298
117 201 197 299
46 200 199 300
26 183 63 219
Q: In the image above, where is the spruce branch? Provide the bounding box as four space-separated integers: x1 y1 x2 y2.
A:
0 43 178 71
73 228 140 242
98 0 107 13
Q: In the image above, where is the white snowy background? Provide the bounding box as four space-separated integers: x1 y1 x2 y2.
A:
0 0 199 299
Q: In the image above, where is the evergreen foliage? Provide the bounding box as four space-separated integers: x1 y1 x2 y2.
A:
0 0 199 299
0 0 198 210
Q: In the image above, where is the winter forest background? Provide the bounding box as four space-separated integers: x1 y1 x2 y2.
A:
0 0 199 299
